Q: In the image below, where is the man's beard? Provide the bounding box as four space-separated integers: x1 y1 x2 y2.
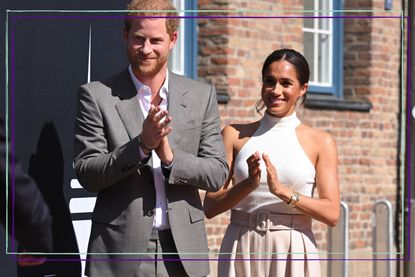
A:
130 54 167 78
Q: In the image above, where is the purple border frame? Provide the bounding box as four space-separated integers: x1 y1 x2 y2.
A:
6 13 412 263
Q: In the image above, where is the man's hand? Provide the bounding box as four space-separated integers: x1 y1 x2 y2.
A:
140 105 172 151
155 136 174 165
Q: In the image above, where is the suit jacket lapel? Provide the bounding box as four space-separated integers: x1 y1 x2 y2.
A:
168 72 189 148
114 69 145 139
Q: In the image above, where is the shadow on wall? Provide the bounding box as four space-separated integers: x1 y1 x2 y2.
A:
18 122 81 277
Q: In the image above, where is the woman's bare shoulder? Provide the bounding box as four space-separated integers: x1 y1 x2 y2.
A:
297 124 337 149
222 121 261 154
223 121 260 140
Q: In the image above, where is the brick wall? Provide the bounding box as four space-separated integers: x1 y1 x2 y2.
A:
199 0 303 126
197 0 404 276
198 0 304 257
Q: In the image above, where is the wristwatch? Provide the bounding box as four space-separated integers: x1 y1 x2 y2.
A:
137 134 152 155
287 191 300 208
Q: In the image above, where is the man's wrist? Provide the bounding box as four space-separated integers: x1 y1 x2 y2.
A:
161 159 173 180
161 159 173 168
161 150 174 166
138 134 152 155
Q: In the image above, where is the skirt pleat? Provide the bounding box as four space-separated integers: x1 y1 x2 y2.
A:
218 212 321 277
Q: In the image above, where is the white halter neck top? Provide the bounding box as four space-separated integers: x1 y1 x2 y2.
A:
233 112 316 214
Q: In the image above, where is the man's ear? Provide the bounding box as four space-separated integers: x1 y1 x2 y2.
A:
169 31 178 50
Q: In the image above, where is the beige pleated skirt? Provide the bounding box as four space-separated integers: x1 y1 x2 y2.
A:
217 210 321 277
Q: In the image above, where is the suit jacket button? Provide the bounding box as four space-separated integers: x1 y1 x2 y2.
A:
147 210 154 216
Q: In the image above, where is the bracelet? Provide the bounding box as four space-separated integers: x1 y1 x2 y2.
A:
287 191 300 208
137 134 152 154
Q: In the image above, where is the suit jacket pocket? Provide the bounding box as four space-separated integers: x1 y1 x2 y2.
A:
188 205 204 224
92 206 125 227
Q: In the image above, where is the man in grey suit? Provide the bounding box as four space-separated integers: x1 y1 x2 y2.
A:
73 0 228 276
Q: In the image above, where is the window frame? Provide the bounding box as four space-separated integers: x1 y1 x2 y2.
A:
169 0 198 79
303 0 344 99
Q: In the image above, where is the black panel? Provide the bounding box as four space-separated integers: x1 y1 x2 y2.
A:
1 1 129 276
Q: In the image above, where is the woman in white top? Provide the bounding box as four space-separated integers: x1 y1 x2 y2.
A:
204 49 340 277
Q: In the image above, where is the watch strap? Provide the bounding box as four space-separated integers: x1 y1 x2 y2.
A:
287 191 300 208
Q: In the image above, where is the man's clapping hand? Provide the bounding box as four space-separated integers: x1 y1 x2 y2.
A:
140 104 172 152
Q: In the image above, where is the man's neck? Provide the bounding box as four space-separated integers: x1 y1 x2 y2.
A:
133 67 167 99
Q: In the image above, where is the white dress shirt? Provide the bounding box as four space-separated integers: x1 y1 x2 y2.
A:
128 65 170 230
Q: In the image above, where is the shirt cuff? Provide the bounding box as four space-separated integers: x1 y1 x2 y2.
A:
161 161 173 180
139 147 151 163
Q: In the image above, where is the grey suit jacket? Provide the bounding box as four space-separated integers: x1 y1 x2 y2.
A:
74 69 228 276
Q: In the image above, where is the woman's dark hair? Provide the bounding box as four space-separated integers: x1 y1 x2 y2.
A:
261 48 310 85
257 49 310 112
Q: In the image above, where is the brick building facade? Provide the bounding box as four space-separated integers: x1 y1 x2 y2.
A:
197 0 406 276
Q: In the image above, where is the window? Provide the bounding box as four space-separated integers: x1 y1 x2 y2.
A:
169 0 198 79
303 0 343 98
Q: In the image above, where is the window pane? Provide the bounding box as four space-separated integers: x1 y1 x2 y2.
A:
304 0 314 10
302 0 341 96
304 18 314 29
303 32 315 83
318 0 332 31
304 0 314 29
319 0 330 11
168 0 185 75
319 18 331 31
318 33 331 84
